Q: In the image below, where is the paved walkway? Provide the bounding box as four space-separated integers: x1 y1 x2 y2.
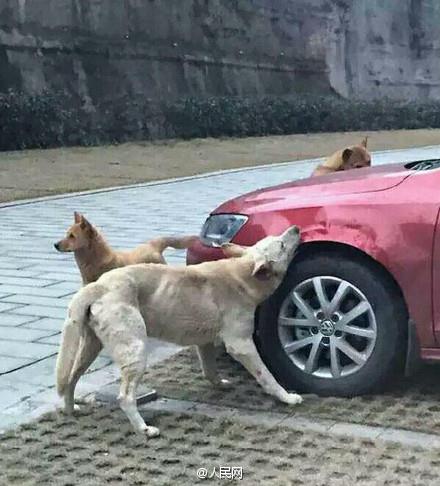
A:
1 144 440 431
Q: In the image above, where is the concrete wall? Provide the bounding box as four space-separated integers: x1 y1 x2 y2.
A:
0 0 333 105
1 0 439 118
327 0 440 100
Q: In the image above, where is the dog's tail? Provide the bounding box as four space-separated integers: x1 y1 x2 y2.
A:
149 235 199 253
56 282 106 397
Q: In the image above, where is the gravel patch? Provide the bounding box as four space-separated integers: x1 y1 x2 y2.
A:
1 404 439 486
140 348 440 435
3 348 440 485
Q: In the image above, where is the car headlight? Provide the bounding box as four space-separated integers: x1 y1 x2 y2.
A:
200 214 248 246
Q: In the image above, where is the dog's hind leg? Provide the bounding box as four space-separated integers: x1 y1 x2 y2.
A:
196 344 230 387
117 339 160 437
119 364 159 437
64 326 102 414
91 302 160 435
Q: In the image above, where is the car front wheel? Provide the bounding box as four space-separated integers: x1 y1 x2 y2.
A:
256 251 407 396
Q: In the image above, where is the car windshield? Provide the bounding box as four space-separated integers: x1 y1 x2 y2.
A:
405 159 440 171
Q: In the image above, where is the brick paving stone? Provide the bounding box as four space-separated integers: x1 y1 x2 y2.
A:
0 388 30 410
0 284 74 298
0 295 71 308
0 302 22 313
0 356 33 374
1 327 55 343
21 317 63 332
0 261 35 270
0 276 57 287
5 252 70 261
43 281 79 294
40 272 81 283
0 341 56 361
0 313 40 327
0 269 44 278
34 333 60 345
27 264 79 275
0 355 58 388
0 383 47 411
11 305 67 319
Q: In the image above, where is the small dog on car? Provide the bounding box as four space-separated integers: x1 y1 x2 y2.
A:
56 225 303 435
312 137 371 176
54 212 197 284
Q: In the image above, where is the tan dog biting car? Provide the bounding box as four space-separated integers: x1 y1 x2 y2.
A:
54 212 197 284
312 137 371 176
56 225 303 435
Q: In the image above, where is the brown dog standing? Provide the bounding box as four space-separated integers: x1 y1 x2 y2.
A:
312 137 371 176
54 212 197 284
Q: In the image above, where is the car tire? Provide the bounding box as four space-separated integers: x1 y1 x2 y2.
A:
256 251 407 396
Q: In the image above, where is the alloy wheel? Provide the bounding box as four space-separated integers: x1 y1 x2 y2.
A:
277 276 377 379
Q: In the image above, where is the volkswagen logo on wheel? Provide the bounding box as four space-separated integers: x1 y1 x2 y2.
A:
319 320 335 336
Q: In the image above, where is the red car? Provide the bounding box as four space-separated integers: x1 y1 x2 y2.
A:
187 159 440 396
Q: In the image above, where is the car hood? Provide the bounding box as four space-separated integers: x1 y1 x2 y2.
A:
214 163 412 214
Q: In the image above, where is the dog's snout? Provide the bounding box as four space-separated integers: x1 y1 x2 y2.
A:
54 242 60 251
286 225 300 238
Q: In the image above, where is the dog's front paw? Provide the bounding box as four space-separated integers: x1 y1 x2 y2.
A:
69 403 82 414
282 393 303 406
60 403 81 416
142 425 160 438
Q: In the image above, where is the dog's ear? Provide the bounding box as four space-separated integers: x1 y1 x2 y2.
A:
221 243 247 258
74 211 82 224
79 215 95 234
252 258 274 281
361 136 368 148
342 148 353 164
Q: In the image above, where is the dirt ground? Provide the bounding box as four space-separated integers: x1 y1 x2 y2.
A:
1 128 440 203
